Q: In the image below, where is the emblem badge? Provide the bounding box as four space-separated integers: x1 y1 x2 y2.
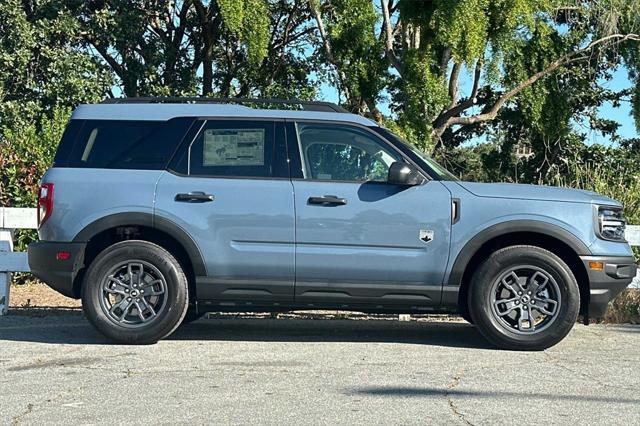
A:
419 229 434 243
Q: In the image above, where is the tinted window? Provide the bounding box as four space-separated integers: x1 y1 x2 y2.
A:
296 123 400 182
53 120 83 166
186 120 277 178
62 118 192 169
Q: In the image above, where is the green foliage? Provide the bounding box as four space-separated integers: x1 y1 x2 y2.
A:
0 108 69 208
550 148 640 226
0 0 111 126
0 108 70 251
324 0 387 109
219 0 270 65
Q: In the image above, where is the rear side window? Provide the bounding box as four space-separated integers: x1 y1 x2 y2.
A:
53 120 83 166
178 120 280 178
55 118 193 169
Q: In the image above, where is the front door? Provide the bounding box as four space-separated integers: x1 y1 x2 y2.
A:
154 119 295 303
290 122 452 307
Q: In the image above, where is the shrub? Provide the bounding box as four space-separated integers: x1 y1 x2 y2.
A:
0 108 70 250
604 289 640 324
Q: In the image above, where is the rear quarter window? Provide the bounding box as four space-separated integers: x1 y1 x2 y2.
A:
55 118 193 170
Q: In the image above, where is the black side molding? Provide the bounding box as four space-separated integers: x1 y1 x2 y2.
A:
73 212 207 276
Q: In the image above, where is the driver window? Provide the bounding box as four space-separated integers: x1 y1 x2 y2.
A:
296 123 400 182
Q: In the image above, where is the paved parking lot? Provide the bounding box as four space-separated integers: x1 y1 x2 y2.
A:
1 311 639 425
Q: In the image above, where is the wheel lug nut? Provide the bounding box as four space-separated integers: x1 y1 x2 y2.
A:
518 292 522 295
528 291 532 295
127 297 131 301
136 298 140 302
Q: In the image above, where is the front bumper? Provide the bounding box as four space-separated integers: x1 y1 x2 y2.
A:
28 241 86 299
581 255 637 318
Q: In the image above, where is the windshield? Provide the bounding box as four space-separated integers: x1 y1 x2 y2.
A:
372 127 459 181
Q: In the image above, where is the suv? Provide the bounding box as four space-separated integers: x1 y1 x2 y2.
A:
28 98 636 350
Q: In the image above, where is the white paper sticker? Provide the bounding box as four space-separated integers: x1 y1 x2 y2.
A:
203 129 265 166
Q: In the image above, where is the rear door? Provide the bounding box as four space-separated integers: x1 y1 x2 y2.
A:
289 121 452 307
154 119 295 303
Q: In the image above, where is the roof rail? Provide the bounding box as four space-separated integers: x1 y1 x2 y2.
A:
101 97 349 113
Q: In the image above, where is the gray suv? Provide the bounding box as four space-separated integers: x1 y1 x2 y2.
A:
28 98 636 350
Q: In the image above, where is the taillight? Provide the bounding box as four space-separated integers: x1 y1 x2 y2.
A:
37 183 54 227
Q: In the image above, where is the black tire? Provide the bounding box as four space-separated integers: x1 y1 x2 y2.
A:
181 308 206 325
468 245 579 351
81 240 189 344
459 309 475 325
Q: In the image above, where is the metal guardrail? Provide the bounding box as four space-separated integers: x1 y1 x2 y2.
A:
1 207 639 314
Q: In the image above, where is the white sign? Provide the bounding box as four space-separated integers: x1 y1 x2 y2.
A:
625 225 640 246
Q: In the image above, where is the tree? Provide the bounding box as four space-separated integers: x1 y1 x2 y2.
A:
70 0 318 98
314 0 640 156
0 0 111 126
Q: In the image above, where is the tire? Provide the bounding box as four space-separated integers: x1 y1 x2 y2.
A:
468 245 579 351
459 309 475 325
181 308 206 325
81 240 189 344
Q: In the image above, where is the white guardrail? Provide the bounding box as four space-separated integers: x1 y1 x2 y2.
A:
1 207 639 315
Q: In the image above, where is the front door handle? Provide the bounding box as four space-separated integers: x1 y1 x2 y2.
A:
308 195 347 206
175 191 215 203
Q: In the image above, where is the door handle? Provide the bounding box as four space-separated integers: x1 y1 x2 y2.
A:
175 191 215 203
308 195 347 206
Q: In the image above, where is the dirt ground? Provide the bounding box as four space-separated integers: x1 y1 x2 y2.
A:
9 281 81 309
8 281 640 324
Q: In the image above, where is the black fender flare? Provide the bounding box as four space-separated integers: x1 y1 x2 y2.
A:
446 219 592 287
73 212 207 276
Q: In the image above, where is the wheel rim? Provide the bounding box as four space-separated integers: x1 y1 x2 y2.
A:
99 260 168 328
489 265 562 335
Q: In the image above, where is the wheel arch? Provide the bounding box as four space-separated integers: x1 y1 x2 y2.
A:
71 212 206 298
448 221 591 318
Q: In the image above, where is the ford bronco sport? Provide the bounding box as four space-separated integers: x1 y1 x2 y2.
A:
28 98 637 350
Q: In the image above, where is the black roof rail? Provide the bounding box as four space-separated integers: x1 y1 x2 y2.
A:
100 97 349 113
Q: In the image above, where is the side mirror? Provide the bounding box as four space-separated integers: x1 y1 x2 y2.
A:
387 161 424 186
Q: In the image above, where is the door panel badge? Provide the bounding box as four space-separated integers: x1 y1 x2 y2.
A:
419 229 434 244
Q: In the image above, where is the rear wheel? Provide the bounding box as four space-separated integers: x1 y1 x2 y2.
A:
82 240 189 344
468 245 579 351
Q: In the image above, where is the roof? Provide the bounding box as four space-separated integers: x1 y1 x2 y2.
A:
71 103 379 127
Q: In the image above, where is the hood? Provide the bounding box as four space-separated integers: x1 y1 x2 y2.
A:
455 181 621 206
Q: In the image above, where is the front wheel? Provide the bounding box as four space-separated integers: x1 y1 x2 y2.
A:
82 240 189 344
468 245 580 351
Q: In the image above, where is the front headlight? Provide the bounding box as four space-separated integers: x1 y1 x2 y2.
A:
596 206 626 241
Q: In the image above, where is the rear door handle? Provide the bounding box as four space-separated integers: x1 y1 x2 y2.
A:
175 191 215 203
308 195 347 206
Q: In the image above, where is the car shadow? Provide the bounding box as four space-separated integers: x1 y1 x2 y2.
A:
1 308 493 349
347 386 640 405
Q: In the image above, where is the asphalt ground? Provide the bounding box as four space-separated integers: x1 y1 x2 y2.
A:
1 310 639 425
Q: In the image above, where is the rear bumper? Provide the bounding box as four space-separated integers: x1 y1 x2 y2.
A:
581 255 637 318
28 241 86 299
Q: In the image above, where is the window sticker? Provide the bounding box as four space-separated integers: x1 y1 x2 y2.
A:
202 129 265 166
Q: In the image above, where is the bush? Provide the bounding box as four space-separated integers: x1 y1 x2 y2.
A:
0 108 69 251
604 289 640 324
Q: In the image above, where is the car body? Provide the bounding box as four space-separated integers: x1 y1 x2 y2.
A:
28 98 637 349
